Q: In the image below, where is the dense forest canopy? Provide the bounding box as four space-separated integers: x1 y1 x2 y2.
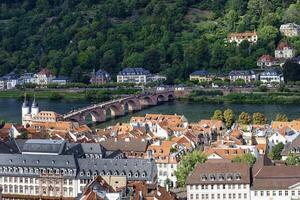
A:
1 0 300 83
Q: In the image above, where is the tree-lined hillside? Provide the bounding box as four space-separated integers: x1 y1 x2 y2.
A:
1 0 300 83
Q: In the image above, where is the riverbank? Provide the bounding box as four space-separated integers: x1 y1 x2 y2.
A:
181 91 300 104
0 88 141 101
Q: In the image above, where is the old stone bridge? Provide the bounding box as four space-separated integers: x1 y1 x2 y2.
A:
63 90 175 124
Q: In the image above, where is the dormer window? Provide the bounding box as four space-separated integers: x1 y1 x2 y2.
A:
219 174 224 181
135 172 139 177
80 171 84 176
128 171 132 177
142 171 147 177
235 174 241 180
210 175 215 181
201 175 207 181
227 174 233 181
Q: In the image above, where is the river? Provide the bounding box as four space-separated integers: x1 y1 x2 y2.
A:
1 99 300 127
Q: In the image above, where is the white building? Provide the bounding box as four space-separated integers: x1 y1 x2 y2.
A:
227 32 258 45
34 68 55 85
251 165 300 200
186 162 251 200
146 141 185 188
268 132 287 150
117 68 152 84
275 42 296 59
229 70 257 83
0 72 18 90
280 23 300 37
259 68 284 85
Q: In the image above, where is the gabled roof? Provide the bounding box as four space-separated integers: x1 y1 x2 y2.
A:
276 41 293 50
37 68 53 77
258 54 275 62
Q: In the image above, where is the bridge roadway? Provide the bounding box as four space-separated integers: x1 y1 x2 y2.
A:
63 90 175 124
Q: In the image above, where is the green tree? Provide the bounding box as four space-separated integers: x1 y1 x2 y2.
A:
275 113 288 122
286 153 300 165
283 3 300 24
223 109 234 128
252 112 267 125
212 110 223 121
232 153 256 167
0 120 5 129
268 142 284 160
175 151 207 187
238 112 251 125
283 60 300 82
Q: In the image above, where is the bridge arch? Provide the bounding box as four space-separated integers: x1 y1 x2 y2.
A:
140 96 157 107
167 93 175 101
82 110 105 123
104 103 124 119
122 99 141 113
157 94 168 103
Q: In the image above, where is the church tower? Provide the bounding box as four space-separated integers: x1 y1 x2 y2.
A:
22 93 30 118
31 95 39 116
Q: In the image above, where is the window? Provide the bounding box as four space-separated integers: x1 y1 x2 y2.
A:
279 191 282 196
255 191 258 196
228 193 232 199
285 191 288 196
232 194 235 199
190 194 193 199
244 193 247 199
260 191 264 196
292 191 295 196
211 194 215 199
267 191 270 196
273 191 276 196
201 194 205 199
223 194 226 199
217 194 220 199
196 194 199 199
238 193 241 198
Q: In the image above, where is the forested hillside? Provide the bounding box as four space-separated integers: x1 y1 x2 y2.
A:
1 0 300 83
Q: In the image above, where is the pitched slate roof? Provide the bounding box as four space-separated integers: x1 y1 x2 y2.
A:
190 70 209 76
118 68 150 75
77 158 156 181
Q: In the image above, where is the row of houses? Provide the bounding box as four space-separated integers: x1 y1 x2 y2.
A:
0 69 69 90
190 68 284 85
0 67 166 90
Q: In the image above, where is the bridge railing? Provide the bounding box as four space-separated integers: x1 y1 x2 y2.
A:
63 90 174 117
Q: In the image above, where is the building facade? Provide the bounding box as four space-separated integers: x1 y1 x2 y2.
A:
259 68 284 85
117 68 152 84
186 162 251 200
33 68 55 85
227 32 258 45
0 139 157 200
275 42 296 59
90 69 111 84
229 70 257 83
280 23 300 37
257 55 276 68
189 70 213 83
251 165 300 200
